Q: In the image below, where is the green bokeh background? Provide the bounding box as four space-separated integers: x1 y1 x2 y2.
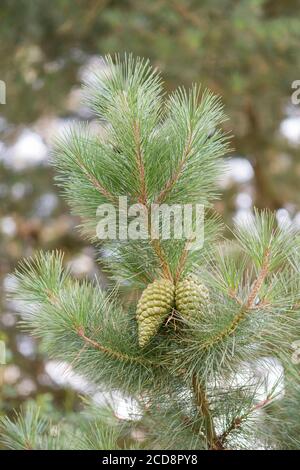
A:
1 0 300 421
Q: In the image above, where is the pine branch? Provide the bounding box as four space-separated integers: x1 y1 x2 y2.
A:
133 120 148 204
0 404 53 450
9 251 172 396
7 56 300 450
200 251 270 351
156 128 193 204
132 118 172 281
76 325 157 367
217 395 274 448
197 211 295 349
0 401 135 450
246 248 270 308
175 243 189 283
150 239 173 281
192 374 223 450
76 159 116 205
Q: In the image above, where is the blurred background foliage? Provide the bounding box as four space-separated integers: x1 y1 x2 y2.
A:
1 0 300 429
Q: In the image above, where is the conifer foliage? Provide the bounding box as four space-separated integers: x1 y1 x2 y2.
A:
1 55 300 450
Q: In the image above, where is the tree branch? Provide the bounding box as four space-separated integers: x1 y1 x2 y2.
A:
201 248 271 350
133 120 173 281
77 160 117 205
45 287 157 368
175 242 189 283
217 395 274 447
133 120 148 205
76 326 156 367
192 374 224 450
150 239 173 281
246 248 270 308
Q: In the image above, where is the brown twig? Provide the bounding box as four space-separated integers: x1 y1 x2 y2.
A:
76 326 156 367
192 374 224 450
228 288 243 305
77 160 116 204
133 121 147 205
175 243 189 283
133 120 173 281
216 417 242 448
246 248 270 309
44 286 157 368
150 239 173 281
153 127 195 282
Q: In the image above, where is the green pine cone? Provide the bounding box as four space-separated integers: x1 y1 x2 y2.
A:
175 274 210 321
136 279 175 347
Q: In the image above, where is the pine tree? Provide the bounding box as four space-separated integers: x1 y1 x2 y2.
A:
1 55 300 450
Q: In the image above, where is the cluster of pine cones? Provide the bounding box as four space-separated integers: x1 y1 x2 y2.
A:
136 275 209 347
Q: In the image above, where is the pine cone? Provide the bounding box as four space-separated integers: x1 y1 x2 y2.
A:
175 274 209 321
136 279 175 347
